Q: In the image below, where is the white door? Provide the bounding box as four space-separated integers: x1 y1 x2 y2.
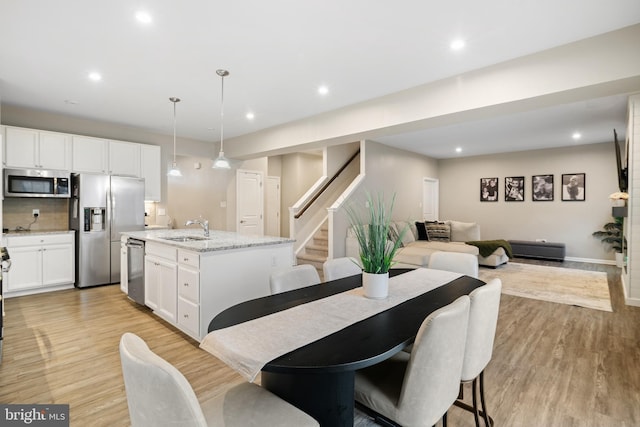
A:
422 177 439 221
266 176 281 236
237 170 264 235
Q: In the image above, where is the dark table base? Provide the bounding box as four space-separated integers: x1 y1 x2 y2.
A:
262 370 355 427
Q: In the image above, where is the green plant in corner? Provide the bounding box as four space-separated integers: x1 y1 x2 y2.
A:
345 192 407 274
592 217 623 253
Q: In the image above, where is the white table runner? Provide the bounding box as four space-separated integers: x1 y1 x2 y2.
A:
200 268 462 381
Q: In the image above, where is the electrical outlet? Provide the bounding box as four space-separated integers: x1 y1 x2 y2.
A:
32 209 40 217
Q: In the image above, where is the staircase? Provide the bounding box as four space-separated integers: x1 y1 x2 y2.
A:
296 221 328 279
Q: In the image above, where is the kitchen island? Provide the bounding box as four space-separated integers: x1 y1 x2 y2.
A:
121 229 295 341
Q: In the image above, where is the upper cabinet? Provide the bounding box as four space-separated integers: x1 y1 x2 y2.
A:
4 126 71 170
141 144 161 201
72 135 109 174
3 126 162 202
109 140 141 177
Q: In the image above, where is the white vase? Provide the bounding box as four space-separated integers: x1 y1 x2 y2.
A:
615 252 624 268
362 271 389 299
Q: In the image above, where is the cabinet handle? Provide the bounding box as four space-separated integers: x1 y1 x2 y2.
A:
183 314 189 318
183 257 189 262
183 283 189 287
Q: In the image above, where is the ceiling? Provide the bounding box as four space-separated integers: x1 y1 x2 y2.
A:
1 1 640 159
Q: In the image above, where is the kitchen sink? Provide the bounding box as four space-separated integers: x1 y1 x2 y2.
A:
161 235 209 242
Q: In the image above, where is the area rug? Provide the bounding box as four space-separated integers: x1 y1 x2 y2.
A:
478 262 612 312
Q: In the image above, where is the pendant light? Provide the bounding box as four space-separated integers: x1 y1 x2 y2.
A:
168 97 182 177
212 69 231 169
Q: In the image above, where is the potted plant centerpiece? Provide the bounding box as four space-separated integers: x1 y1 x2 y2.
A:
345 193 407 299
592 217 624 267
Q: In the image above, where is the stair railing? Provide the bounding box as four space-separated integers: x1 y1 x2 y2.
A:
294 149 360 220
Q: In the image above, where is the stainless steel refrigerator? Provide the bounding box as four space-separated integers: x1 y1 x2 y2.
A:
69 174 145 288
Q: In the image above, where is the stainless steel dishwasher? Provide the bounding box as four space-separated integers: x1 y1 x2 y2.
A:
126 238 145 305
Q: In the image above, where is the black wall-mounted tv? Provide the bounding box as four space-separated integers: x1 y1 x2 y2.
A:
614 129 628 192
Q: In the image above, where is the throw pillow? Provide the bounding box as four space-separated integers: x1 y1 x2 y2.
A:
415 221 428 240
425 222 451 242
396 221 415 246
446 220 480 242
387 223 403 247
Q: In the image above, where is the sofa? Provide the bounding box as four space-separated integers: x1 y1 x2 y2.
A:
345 220 509 268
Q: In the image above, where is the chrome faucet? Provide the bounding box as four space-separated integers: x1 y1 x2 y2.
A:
185 218 209 237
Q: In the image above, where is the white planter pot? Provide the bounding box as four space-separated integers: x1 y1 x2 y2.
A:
362 271 389 299
611 199 626 207
615 252 624 268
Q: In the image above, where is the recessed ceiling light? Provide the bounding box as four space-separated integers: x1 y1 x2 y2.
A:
135 11 152 24
450 39 465 51
455 147 462 153
572 132 582 140
246 112 255 120
318 85 329 96
88 72 102 82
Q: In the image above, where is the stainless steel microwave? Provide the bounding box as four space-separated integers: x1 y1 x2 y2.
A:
4 168 71 198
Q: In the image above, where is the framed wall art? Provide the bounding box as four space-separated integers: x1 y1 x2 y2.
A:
532 174 554 201
480 177 499 202
562 173 585 201
505 176 524 201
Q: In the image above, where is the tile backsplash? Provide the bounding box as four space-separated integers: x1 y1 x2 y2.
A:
3 198 69 231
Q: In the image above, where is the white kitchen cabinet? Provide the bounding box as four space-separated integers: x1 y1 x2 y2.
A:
4 126 71 170
5 246 42 291
172 243 292 341
122 231 294 342
141 144 161 201
4 233 75 297
144 243 177 323
72 135 108 174
109 140 141 177
177 249 200 337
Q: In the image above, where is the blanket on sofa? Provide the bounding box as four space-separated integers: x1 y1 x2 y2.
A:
466 239 513 258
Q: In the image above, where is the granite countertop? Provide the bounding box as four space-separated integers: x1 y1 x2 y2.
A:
4 229 75 236
122 229 295 253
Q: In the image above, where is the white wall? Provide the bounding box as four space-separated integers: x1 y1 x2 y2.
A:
438 142 618 261
331 140 439 258
167 155 230 230
279 153 323 237
623 94 640 304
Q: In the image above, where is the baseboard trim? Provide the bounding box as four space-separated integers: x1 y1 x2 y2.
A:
564 256 616 265
621 274 640 307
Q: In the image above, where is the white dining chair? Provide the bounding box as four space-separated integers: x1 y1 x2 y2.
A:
428 251 479 278
269 264 321 295
454 278 502 427
354 295 470 427
119 333 319 427
322 257 361 281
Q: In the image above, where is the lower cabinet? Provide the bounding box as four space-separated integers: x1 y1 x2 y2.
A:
176 250 200 337
4 233 75 297
144 243 178 323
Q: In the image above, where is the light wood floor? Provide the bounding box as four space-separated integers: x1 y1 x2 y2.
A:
0 260 639 426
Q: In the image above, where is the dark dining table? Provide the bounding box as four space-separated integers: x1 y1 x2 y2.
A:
208 268 485 427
